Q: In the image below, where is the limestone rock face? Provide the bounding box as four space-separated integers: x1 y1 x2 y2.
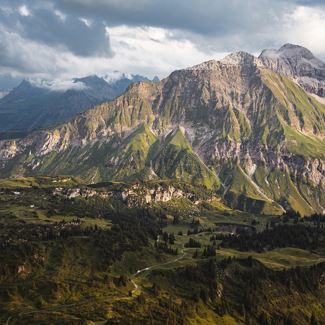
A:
120 184 195 206
53 184 195 208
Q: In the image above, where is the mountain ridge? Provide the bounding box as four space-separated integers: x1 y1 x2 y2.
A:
0 44 324 215
0 73 153 134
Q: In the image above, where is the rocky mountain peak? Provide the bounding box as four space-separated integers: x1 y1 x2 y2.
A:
260 43 321 63
1 80 48 104
221 51 257 66
259 44 325 97
17 79 33 90
73 75 106 88
185 52 258 75
279 43 315 58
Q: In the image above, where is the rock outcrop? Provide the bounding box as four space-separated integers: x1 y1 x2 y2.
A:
259 43 325 97
53 183 197 208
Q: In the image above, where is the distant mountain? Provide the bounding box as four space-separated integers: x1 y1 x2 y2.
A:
0 45 324 215
0 74 23 99
0 74 151 136
259 43 325 97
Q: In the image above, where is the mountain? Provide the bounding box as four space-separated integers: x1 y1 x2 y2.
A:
0 74 151 136
259 43 325 98
0 74 23 99
0 45 325 215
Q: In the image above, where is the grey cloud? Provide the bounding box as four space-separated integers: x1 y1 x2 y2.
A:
54 0 292 36
293 0 325 5
0 27 34 73
51 0 301 54
53 0 325 56
0 1 112 57
0 0 324 81
0 25 78 77
0 74 22 91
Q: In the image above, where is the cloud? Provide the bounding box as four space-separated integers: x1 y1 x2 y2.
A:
79 17 92 27
0 74 23 92
54 0 287 38
281 6 325 55
0 0 324 91
0 1 112 57
107 25 227 77
18 4 30 17
50 0 325 56
0 25 72 75
30 78 89 91
294 0 325 6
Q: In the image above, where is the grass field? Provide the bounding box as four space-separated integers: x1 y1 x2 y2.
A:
0 176 81 188
217 247 325 269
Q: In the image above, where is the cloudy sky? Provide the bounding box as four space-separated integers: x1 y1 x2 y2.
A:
0 0 325 89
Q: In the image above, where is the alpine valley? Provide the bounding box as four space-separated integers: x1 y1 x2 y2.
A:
1 44 325 325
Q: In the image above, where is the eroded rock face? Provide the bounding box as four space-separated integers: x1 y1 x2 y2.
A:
0 141 17 160
259 43 325 97
121 185 195 206
53 184 196 207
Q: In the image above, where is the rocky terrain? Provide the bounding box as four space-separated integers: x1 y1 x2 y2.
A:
259 43 325 97
0 44 324 215
53 183 197 207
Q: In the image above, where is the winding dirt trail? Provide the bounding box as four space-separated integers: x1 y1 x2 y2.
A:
130 245 185 294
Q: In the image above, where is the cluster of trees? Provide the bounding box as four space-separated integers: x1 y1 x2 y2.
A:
155 241 178 255
187 227 211 236
281 211 325 225
210 233 227 241
0 219 88 245
185 238 201 248
164 257 325 325
305 213 325 225
162 231 175 245
0 199 164 275
221 224 325 252
192 244 216 258
186 226 220 236
202 245 217 257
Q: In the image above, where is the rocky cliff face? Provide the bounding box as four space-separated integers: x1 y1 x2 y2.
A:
53 183 196 208
0 46 325 215
259 43 325 97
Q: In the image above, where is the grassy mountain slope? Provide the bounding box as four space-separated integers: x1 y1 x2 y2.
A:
261 69 325 157
220 163 284 215
152 128 220 189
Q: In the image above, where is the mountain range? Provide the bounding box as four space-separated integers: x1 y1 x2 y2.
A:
0 73 153 136
0 44 324 216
